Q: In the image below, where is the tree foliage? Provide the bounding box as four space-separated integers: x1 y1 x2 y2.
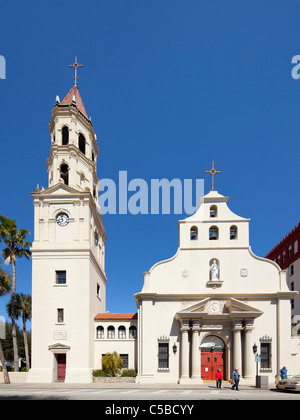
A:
102 352 123 376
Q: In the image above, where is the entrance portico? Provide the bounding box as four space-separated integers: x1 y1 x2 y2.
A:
175 298 262 384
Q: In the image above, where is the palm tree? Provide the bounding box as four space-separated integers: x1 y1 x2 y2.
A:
9 293 31 371
102 352 123 376
0 215 31 372
0 264 11 383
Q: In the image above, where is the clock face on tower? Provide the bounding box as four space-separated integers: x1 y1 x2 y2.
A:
56 213 69 227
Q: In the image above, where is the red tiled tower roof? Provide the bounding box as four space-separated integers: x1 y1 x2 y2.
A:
94 313 138 320
60 85 88 119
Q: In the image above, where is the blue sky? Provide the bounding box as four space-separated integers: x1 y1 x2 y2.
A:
0 1 300 327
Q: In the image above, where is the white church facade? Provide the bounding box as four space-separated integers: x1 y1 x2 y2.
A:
27 76 300 384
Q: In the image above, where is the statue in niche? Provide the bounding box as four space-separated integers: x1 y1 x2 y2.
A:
210 259 219 281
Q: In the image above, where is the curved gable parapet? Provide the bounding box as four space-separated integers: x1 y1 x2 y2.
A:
248 246 282 270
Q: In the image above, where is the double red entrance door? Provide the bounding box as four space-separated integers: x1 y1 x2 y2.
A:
57 354 66 381
201 350 224 380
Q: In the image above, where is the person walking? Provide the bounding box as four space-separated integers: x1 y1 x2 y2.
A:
231 368 240 391
215 369 223 389
280 366 288 379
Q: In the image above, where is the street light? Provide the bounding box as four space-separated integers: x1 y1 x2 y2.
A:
253 343 260 388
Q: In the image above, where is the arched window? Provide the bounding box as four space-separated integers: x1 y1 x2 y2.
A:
190 226 198 240
60 164 69 185
78 134 86 155
209 226 218 240
107 326 115 339
96 326 104 339
230 225 238 240
294 240 298 254
118 326 126 339
210 205 217 218
62 126 69 145
129 326 137 339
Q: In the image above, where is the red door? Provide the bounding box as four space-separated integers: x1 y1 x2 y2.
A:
201 350 224 380
57 354 66 381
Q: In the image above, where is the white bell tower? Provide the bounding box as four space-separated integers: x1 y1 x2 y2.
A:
27 60 107 383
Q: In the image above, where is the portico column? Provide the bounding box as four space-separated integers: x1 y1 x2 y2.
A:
180 321 190 381
243 322 254 379
191 320 201 381
233 321 242 374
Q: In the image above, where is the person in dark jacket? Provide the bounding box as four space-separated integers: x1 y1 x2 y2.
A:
231 368 240 391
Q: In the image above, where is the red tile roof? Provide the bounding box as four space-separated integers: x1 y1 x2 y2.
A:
60 85 88 119
95 313 138 320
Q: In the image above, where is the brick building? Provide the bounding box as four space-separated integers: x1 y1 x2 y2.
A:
265 222 300 322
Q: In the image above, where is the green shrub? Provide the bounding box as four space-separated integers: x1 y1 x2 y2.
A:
92 369 108 377
121 369 137 377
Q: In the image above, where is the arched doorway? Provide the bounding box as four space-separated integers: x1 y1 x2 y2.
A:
200 335 225 380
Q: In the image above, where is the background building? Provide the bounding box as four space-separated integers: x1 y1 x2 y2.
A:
265 222 300 323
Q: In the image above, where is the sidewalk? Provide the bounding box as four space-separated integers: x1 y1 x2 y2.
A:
0 380 275 391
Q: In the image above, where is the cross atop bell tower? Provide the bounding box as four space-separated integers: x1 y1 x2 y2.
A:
205 161 221 191
69 56 83 87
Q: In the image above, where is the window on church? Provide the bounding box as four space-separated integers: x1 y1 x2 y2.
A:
158 343 169 369
118 326 126 339
79 134 86 155
107 326 115 339
288 246 293 258
56 271 66 285
120 354 129 369
230 225 237 240
209 226 218 240
129 326 137 339
60 164 69 185
62 126 69 145
290 265 294 276
96 326 104 339
57 308 64 323
260 342 271 370
190 226 198 240
210 205 217 217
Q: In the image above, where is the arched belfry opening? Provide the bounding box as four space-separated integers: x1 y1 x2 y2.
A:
62 126 69 145
60 164 69 185
78 133 86 155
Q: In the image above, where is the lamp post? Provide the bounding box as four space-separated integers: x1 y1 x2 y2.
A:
252 343 260 388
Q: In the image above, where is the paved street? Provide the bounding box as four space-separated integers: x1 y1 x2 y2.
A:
0 383 299 401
